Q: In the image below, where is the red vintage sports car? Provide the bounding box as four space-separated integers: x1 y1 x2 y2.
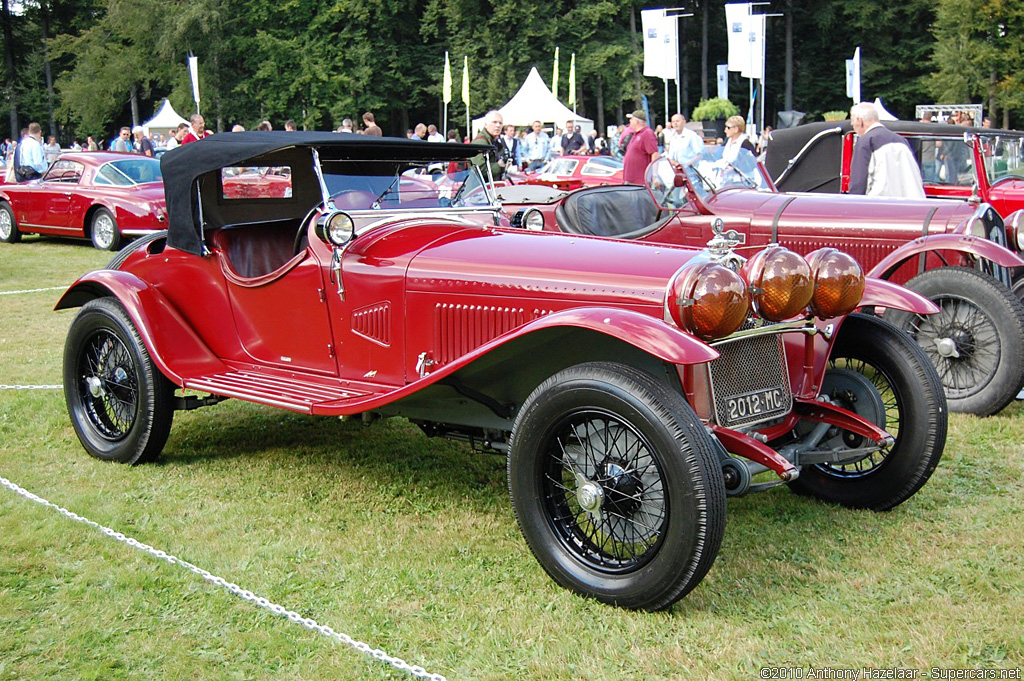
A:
517 154 623 190
58 132 944 611
0 152 166 250
500 146 1024 416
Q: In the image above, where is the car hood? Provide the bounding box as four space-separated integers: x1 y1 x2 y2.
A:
705 189 977 235
404 225 700 309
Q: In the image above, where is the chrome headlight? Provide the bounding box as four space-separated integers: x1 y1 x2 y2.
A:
1006 209 1024 252
668 262 750 340
806 248 865 319
523 208 545 231
316 211 355 246
970 216 987 238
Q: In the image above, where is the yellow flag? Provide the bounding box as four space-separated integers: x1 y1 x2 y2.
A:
552 47 560 100
461 56 470 108
442 51 452 104
568 52 576 107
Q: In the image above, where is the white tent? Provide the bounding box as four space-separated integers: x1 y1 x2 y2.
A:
873 97 898 122
142 99 189 136
471 67 593 137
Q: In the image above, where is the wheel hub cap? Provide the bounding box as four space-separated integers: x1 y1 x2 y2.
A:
86 376 105 398
576 479 605 513
935 336 961 358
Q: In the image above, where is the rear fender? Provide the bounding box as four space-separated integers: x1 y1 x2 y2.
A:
55 270 227 384
860 277 939 315
867 233 1024 280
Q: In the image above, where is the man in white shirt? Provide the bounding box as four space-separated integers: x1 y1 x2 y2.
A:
426 124 445 143
666 113 703 167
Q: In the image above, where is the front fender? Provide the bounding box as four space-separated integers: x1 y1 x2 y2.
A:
860 277 940 315
55 270 227 384
868 233 1024 280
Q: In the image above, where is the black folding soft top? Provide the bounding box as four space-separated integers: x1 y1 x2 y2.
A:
161 131 487 255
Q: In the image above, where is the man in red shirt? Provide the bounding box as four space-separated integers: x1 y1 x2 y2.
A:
621 109 660 185
181 114 213 145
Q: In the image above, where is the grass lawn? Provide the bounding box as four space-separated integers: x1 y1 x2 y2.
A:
1 240 1022 680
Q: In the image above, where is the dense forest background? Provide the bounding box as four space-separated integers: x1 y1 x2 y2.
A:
1 0 1022 142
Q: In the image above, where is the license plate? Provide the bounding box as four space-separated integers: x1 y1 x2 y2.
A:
725 387 786 423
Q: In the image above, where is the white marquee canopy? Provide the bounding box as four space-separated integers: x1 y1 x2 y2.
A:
471 67 593 136
142 99 189 134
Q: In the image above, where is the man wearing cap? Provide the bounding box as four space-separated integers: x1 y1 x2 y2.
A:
622 109 660 185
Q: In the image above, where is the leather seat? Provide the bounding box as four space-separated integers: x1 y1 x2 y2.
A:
555 185 669 239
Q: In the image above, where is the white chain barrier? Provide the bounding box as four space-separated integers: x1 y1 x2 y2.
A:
0 474 448 681
0 385 62 390
0 286 67 296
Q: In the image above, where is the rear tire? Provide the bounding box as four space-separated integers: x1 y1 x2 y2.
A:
508 362 726 610
64 298 174 464
0 202 20 243
884 266 1024 416
90 208 122 251
789 314 946 511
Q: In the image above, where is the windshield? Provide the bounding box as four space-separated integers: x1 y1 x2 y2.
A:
94 157 162 185
658 146 770 201
319 159 494 210
981 134 1024 185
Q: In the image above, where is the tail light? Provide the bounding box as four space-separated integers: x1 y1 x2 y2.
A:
807 248 865 318
740 246 814 321
668 262 749 340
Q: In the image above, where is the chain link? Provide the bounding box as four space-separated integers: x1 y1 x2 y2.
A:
0 474 448 681
0 384 62 390
0 286 67 296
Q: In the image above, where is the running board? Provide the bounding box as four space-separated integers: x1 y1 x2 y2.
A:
184 370 376 414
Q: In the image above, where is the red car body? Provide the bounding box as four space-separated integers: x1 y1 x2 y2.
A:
500 148 1024 416
0 152 166 250
56 133 946 611
518 154 623 190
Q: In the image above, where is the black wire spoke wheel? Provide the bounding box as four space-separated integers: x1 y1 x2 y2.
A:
78 328 139 439
509 362 725 611
789 314 946 511
906 295 998 401
64 298 174 464
543 410 667 572
816 359 898 478
884 266 1024 416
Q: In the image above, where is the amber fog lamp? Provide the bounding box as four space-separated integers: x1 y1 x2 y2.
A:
669 263 749 340
807 248 865 318
741 246 813 321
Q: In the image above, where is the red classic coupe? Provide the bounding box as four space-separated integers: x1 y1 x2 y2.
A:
499 146 1024 417
517 154 624 190
0 152 166 250
58 132 945 610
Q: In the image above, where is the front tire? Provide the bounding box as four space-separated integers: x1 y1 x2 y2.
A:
884 266 1024 416
789 314 947 511
64 298 174 464
90 208 122 251
0 202 20 243
508 362 726 611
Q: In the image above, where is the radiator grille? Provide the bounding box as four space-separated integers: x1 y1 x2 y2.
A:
708 332 792 429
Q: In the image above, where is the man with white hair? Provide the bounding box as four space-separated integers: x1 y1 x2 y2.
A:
471 110 506 179
848 101 924 198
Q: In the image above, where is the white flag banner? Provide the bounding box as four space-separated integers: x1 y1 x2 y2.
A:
725 2 751 72
717 64 729 100
188 55 200 105
740 13 764 81
847 46 861 103
662 12 678 81
642 9 674 79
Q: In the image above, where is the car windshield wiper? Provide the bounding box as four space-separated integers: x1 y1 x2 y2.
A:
370 174 401 209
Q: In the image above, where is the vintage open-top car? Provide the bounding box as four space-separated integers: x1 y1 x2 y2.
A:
499 145 1024 416
58 132 946 611
0 152 166 250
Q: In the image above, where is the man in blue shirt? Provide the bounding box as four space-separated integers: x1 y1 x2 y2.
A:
15 122 48 181
666 114 704 167
520 120 551 171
